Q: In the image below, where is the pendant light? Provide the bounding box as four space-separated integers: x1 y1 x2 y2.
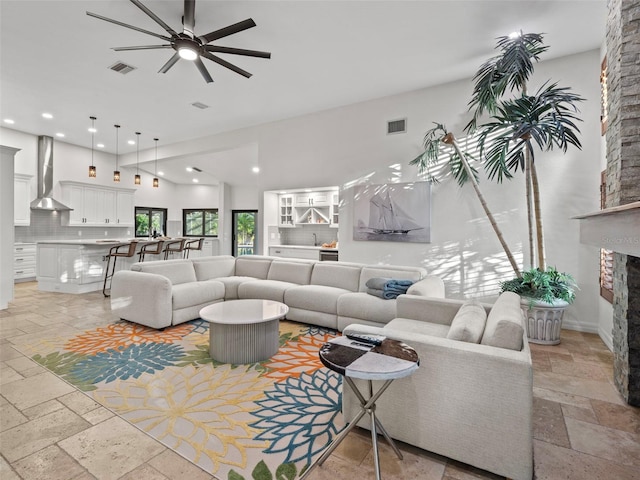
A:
134 132 141 185
113 124 121 182
88 116 97 178
153 138 159 188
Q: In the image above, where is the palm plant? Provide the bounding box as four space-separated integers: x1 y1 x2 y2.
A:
467 32 584 270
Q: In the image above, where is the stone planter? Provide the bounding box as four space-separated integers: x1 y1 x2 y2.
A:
520 297 570 345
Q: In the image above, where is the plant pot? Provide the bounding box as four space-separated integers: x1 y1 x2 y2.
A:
520 297 570 345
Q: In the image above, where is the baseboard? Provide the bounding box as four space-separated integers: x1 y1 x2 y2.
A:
598 326 614 351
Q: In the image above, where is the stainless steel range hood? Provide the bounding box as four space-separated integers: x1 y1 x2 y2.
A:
30 135 73 211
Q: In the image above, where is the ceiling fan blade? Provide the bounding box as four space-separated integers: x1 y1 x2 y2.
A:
202 51 252 78
129 0 179 37
199 18 256 44
204 45 271 58
183 0 196 37
113 45 172 51
158 52 181 74
87 11 172 42
194 57 214 83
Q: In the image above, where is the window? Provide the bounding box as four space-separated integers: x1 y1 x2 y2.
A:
135 207 167 237
600 171 613 303
183 209 218 237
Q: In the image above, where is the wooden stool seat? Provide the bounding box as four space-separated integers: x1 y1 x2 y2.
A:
103 241 138 297
183 237 204 258
162 238 186 260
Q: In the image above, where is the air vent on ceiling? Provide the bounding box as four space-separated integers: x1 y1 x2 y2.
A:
109 61 136 74
191 102 210 110
387 118 407 135
192 167 203 172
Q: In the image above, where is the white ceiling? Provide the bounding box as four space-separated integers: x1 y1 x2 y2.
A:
0 0 607 185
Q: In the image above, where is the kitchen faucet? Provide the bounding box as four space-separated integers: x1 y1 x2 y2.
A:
313 233 318 246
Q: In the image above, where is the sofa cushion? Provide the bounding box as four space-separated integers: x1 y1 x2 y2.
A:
131 259 197 285
192 256 236 281
218 276 257 300
337 292 399 324
238 279 298 303
172 280 224 310
446 300 487 343
311 263 361 291
235 256 273 279
285 285 352 315
359 266 426 292
481 292 524 351
268 260 314 285
385 317 450 338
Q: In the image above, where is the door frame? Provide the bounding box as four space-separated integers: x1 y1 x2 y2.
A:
232 210 258 257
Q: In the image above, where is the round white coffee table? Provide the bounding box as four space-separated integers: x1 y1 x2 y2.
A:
199 299 289 364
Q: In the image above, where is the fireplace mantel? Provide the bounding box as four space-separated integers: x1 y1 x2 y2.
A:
573 201 640 257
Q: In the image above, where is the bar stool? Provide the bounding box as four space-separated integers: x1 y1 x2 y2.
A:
138 240 164 262
102 241 138 297
183 237 204 258
162 238 186 260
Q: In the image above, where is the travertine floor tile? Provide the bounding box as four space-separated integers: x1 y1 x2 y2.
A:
22 398 65 419
330 427 371 464
561 403 598 424
361 439 447 480
0 454 20 480
534 439 639 480
0 407 90 462
1 371 75 410
534 371 625 405
82 406 115 425
0 365 24 385
0 401 28 432
549 358 609 381
533 387 593 409
0 345 23 361
565 417 640 467
59 416 165 480
118 463 168 480
442 459 504 479
533 397 570 447
591 399 640 434
12 444 87 480
59 391 102 416
147 450 214 480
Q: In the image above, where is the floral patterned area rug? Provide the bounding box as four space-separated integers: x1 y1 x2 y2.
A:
16 319 345 480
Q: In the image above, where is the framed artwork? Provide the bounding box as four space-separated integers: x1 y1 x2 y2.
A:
353 181 431 243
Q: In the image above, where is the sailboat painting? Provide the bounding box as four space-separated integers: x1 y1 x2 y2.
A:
353 182 431 243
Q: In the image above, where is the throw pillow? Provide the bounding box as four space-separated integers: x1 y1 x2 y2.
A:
481 292 525 351
446 300 487 343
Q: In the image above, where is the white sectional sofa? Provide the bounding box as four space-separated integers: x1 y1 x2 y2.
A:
342 292 533 480
110 255 444 330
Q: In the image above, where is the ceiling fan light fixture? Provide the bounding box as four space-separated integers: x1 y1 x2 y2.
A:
153 137 160 188
114 124 121 183
88 116 97 178
178 46 198 61
134 174 141 185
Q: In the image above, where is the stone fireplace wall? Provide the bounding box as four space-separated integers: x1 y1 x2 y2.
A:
606 0 640 406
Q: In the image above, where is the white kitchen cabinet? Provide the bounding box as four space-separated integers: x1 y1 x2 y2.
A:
295 191 331 207
278 194 294 227
14 243 36 281
60 181 135 227
14 174 32 226
269 246 320 260
295 207 330 225
330 192 339 228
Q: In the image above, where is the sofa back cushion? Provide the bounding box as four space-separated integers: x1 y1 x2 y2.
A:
446 300 487 343
130 259 197 285
235 255 273 279
311 263 361 291
481 291 525 351
268 260 314 285
359 265 426 292
192 256 236 281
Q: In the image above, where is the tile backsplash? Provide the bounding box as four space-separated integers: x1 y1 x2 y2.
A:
276 225 338 247
14 210 130 243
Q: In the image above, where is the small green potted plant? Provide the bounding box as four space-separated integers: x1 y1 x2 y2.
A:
500 266 577 345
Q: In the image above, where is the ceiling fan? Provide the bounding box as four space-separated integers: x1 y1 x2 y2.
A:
87 0 271 84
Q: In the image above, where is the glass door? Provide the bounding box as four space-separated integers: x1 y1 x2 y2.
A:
232 210 257 256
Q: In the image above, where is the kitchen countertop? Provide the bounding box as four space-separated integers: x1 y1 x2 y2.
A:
36 238 162 246
269 244 338 251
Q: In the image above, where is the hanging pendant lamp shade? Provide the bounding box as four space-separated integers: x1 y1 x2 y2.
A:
88 116 97 178
134 132 141 185
113 124 121 182
153 138 159 188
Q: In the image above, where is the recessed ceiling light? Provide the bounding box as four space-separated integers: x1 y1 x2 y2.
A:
128 140 135 145
192 178 199 183
158 171 165 176
4 119 15 124
97 143 105 148
42 112 53 119
186 167 193 172
56 133 65 138
88 127 97 133
252 167 260 173
279 191 287 194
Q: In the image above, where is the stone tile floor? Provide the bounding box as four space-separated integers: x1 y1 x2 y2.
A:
1 282 638 479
